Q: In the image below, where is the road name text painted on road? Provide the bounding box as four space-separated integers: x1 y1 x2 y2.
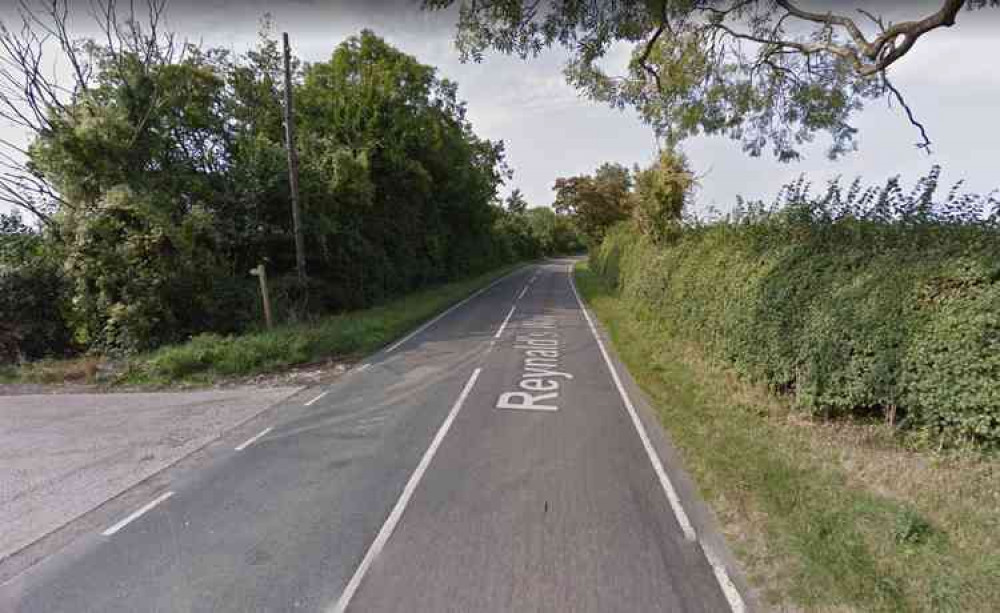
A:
496 313 573 412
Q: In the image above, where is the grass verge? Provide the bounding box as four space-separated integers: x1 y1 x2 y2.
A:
7 264 522 386
574 262 999 612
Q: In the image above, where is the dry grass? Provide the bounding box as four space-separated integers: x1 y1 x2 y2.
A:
7 356 103 384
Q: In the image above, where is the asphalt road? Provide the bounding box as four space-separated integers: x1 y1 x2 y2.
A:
0 260 745 612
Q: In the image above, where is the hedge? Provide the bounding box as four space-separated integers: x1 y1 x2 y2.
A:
591 212 1000 446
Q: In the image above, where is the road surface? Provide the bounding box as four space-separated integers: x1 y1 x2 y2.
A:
0 260 746 612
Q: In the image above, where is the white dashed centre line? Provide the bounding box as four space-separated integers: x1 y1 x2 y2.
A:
494 305 516 339
305 391 329 406
383 267 526 353
330 368 482 613
235 427 273 451
101 491 174 537
517 283 530 301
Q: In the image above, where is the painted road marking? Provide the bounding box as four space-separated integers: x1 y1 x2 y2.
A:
494 305 516 339
329 368 483 613
496 313 572 412
568 268 696 540
235 427 273 451
703 545 747 613
101 491 174 537
384 267 528 353
305 391 329 406
516 283 530 301
568 266 746 613
305 364 370 407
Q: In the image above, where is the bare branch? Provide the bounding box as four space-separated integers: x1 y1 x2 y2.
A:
0 0 181 226
637 21 666 93
882 73 932 153
775 0 874 56
868 0 965 67
774 0 967 76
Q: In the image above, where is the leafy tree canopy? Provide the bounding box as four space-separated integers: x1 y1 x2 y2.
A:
553 162 633 245
0 1 522 355
424 0 998 161
505 188 528 214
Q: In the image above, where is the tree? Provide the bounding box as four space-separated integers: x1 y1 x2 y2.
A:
522 206 584 254
632 149 695 243
0 211 73 362
0 3 517 357
296 30 510 302
0 0 189 228
553 162 632 245
506 188 528 214
423 0 999 161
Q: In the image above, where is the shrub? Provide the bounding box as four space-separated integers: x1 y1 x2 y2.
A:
591 168 1000 446
61 187 236 354
0 261 74 363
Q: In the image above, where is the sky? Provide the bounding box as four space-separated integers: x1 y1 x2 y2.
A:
1 0 998 217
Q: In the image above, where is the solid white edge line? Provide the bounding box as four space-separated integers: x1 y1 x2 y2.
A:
235 426 274 451
494 305 516 339
567 267 696 541
101 491 174 537
329 368 482 613
384 267 527 354
568 264 746 613
703 545 748 613
305 390 329 407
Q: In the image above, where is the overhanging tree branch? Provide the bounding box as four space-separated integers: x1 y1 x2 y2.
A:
428 0 997 160
882 72 932 153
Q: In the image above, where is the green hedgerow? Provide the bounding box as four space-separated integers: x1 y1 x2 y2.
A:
592 167 1000 446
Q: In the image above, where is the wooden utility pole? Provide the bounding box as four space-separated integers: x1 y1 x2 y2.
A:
283 32 307 282
250 264 274 329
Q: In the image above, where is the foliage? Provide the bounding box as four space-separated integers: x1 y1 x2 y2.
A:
630 148 694 243
0 259 73 363
591 167 1000 446
0 212 73 363
575 262 1000 611
425 0 1000 160
59 187 235 354
129 264 521 382
12 20 532 357
492 205 584 260
521 206 585 254
294 31 510 303
0 212 42 265
553 162 633 245
554 152 694 246
505 188 527 214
